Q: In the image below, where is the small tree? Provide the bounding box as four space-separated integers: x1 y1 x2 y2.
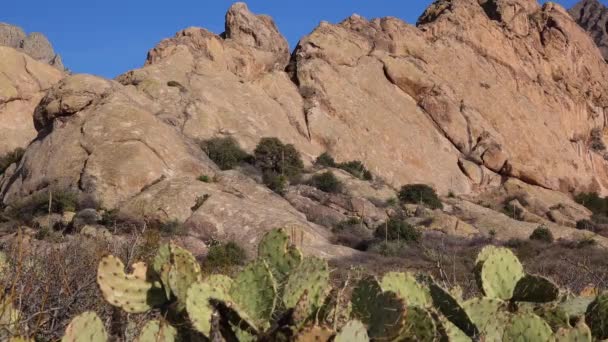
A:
398 184 443 209
254 137 303 181
309 171 343 193
374 218 421 243
201 137 250 170
529 226 553 243
315 152 336 167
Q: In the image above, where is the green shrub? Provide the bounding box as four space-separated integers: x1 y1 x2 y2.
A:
374 218 421 243
502 202 524 221
0 147 25 175
398 184 443 209
308 171 343 193
334 217 362 232
315 152 336 167
529 226 553 243
197 175 211 183
7 189 78 222
337 160 372 181
159 220 186 236
574 192 608 216
262 171 288 195
576 219 598 232
201 137 250 170
254 137 303 180
204 241 246 272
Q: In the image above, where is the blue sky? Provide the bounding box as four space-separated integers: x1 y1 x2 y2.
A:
0 0 585 78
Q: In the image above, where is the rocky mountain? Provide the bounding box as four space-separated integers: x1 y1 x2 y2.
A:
570 0 608 60
0 23 64 69
2 0 608 256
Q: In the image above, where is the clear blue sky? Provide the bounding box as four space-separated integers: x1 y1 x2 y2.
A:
0 0 584 78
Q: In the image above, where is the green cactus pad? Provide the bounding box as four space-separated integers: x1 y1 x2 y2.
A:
0 296 21 340
152 243 172 299
475 245 500 264
97 256 166 313
436 314 472 342
398 306 437 341
477 247 524 300
230 260 277 327
429 283 478 337
257 228 303 283
335 320 369 342
512 274 559 303
351 275 407 340
206 274 234 293
283 257 330 315
559 296 593 319
167 243 202 309
61 311 108 342
502 312 553 342
585 291 608 339
186 281 231 336
294 325 335 342
554 321 592 342
463 297 507 340
380 271 431 308
135 320 177 342
522 303 570 332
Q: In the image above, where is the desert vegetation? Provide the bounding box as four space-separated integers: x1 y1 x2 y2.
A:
0 148 24 175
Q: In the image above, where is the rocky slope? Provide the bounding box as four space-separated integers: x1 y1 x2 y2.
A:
0 23 64 69
3 0 608 256
570 0 608 60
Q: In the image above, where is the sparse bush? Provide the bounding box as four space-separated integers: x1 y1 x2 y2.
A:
529 226 553 243
577 219 598 232
337 160 373 181
503 202 524 221
315 152 336 167
574 192 608 216
374 217 421 243
263 171 288 195
254 137 304 181
368 241 408 257
7 189 78 221
309 171 343 193
198 175 211 183
398 184 443 209
201 137 250 170
384 197 398 207
159 220 186 236
203 241 246 272
0 147 24 175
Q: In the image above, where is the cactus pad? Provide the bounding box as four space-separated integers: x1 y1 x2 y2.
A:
351 275 407 340
257 228 303 283
512 274 559 303
294 325 335 342
585 291 608 339
436 314 472 342
97 255 166 313
334 320 369 342
555 321 592 342
135 320 177 342
186 281 231 336
230 260 277 327
398 306 437 341
0 296 21 340
61 311 108 342
502 312 553 342
463 297 507 340
283 257 330 315
381 271 431 308
559 296 593 320
429 283 478 337
152 243 172 299
477 247 524 300
167 243 202 309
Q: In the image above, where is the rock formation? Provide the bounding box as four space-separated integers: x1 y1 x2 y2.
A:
0 23 64 69
570 0 608 60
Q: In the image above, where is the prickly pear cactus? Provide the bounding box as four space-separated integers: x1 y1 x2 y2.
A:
135 320 177 342
463 297 507 340
334 320 369 342
585 291 608 339
0 251 7 278
429 283 478 337
283 257 330 316
380 271 431 308
512 274 559 303
257 228 303 283
559 296 594 320
97 255 166 313
502 312 553 342
61 311 108 342
398 306 437 341
152 243 172 299
554 321 592 342
186 281 231 336
0 296 21 340
476 247 524 300
526 304 571 332
167 243 202 309
230 260 277 327
436 314 472 342
294 325 335 342
351 275 407 341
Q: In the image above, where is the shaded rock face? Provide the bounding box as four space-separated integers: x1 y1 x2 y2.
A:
569 0 608 60
0 23 64 70
0 47 63 155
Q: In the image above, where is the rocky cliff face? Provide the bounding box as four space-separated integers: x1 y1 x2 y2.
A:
0 23 64 70
570 0 608 60
2 0 608 254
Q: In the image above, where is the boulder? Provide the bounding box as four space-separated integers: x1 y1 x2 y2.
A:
0 23 63 69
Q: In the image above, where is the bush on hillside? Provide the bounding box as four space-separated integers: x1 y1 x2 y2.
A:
201 137 250 170
529 226 553 243
315 152 336 167
204 241 247 273
0 147 25 175
337 160 373 181
374 217 421 243
263 171 288 195
398 184 443 209
254 137 303 181
309 171 343 193
574 192 608 216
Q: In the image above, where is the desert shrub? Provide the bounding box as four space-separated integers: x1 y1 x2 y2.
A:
503 202 524 221
577 219 598 232
203 241 246 272
529 226 553 243
398 184 443 209
308 171 343 193
334 217 363 232
159 220 186 236
574 192 608 216
0 147 24 175
368 241 408 257
201 137 250 170
7 189 78 222
331 217 372 250
198 175 211 183
262 171 288 195
254 137 303 181
315 152 336 167
374 218 421 243
337 160 373 180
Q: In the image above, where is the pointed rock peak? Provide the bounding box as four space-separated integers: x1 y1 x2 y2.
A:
569 0 608 59
0 22 64 70
224 2 289 61
417 0 540 27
